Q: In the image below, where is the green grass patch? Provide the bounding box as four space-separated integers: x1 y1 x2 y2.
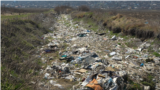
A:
1 13 32 20
142 81 153 87
10 70 18 77
110 31 119 36
73 18 81 22
118 43 121 45
129 83 142 90
85 12 93 16
141 74 155 90
153 52 160 57
83 17 99 32
43 9 54 14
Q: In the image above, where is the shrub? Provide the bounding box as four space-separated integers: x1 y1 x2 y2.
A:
78 5 90 11
54 6 73 14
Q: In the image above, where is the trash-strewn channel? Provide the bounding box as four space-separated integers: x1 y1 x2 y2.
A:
34 14 160 90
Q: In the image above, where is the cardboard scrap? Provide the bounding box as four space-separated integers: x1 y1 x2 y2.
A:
98 74 105 78
76 69 87 73
105 67 116 71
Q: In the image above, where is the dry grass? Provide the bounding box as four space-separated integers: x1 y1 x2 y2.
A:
76 12 86 18
71 9 160 40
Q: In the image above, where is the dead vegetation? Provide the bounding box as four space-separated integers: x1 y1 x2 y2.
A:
71 9 160 40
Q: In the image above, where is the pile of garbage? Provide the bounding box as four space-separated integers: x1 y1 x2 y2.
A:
41 46 128 90
35 14 160 90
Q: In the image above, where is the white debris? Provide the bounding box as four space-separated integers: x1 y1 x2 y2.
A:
111 35 117 40
44 73 50 79
112 56 122 61
110 52 116 56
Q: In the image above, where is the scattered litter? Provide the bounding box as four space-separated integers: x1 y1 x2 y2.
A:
54 84 63 89
36 14 159 90
76 69 87 73
65 75 75 81
112 56 122 61
77 33 87 37
104 55 109 58
144 86 150 90
105 67 116 71
44 73 50 79
110 52 116 56
49 80 56 85
111 35 117 40
30 81 36 85
87 30 90 32
140 63 144 67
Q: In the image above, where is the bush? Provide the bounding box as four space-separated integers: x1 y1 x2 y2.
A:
54 6 73 14
78 5 90 11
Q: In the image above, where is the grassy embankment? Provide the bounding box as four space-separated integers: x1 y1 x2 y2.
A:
1 8 55 90
71 10 160 55
71 10 160 40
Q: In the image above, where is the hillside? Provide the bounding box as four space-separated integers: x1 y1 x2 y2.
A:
1 9 55 89
71 9 160 40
